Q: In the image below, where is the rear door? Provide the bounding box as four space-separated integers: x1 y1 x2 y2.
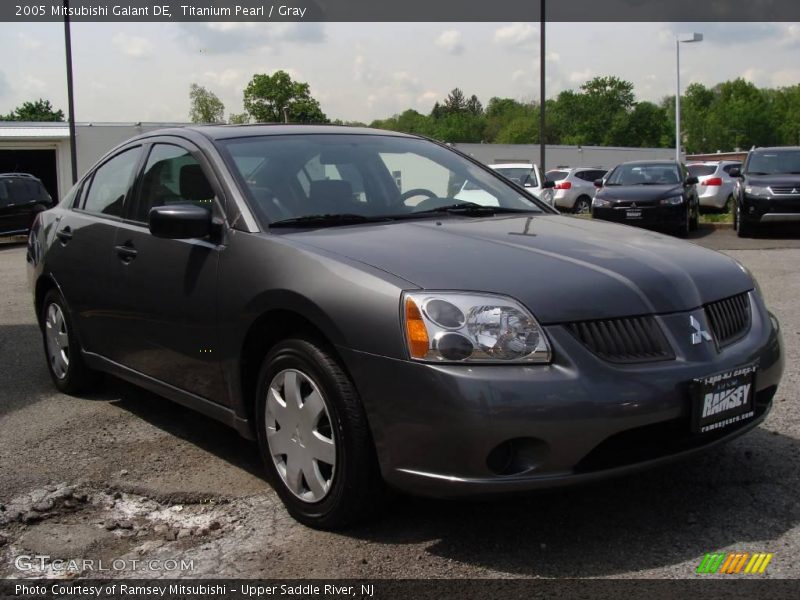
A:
46 146 144 358
111 139 226 402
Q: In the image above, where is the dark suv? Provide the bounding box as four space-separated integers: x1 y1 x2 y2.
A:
731 147 800 237
0 173 53 237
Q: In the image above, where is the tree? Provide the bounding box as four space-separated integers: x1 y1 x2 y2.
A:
442 88 467 114
1 99 64 121
243 70 327 123
189 84 225 124
228 112 250 125
466 95 483 116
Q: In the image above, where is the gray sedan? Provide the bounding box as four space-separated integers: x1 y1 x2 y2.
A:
28 126 784 529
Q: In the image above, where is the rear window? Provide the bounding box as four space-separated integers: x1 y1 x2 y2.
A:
687 164 717 177
0 177 50 204
546 170 569 181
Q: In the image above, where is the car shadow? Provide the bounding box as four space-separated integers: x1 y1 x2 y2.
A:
106 376 265 481
0 238 27 251
345 425 799 577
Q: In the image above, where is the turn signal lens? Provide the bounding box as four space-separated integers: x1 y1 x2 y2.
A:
405 297 430 359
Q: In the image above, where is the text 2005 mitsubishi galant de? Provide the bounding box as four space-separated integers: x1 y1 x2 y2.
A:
28 126 784 528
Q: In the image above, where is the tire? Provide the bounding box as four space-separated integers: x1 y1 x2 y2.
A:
255 337 381 529
572 196 592 215
689 202 699 231
674 207 690 238
735 203 754 238
41 289 100 394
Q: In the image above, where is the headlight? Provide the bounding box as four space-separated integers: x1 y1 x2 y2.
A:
403 292 551 363
592 198 611 207
744 185 770 197
659 195 684 205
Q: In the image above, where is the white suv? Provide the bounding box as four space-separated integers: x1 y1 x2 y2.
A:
545 167 608 214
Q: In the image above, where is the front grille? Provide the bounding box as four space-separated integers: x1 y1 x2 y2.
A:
566 316 674 364
705 293 751 348
768 186 800 195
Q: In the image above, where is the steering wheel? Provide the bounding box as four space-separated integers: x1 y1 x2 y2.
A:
399 188 438 205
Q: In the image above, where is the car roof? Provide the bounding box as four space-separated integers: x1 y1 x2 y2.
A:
169 123 419 141
491 163 533 168
687 160 739 166
620 160 678 165
0 172 40 179
750 146 800 152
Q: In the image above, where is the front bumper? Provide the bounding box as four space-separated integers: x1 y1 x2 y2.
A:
592 204 685 228
741 193 800 224
341 294 783 498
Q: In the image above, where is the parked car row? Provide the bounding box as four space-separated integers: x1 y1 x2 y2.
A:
587 147 800 238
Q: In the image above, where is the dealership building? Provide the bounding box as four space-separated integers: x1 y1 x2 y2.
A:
0 121 675 201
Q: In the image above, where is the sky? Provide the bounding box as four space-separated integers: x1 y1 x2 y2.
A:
0 21 798 123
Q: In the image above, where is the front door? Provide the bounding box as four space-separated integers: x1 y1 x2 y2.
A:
112 140 226 403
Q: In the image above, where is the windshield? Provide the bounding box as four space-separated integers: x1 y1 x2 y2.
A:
605 163 681 186
687 164 716 177
745 150 800 175
220 134 544 226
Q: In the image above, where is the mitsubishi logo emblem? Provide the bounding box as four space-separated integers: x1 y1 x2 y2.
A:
631 202 637 208
793 188 798 194
690 315 712 345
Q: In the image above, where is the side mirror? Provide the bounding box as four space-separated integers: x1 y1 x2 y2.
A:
542 180 556 189
149 204 212 239
686 176 699 185
594 179 603 188
728 167 741 178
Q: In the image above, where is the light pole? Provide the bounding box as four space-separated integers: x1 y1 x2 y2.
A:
675 32 703 162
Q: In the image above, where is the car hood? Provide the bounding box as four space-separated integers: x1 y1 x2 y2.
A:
284 215 753 324
746 174 800 187
596 184 683 204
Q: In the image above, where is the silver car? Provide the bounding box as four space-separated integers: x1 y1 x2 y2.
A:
546 167 608 214
686 161 741 212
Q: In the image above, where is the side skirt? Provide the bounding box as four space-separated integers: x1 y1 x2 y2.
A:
82 351 255 440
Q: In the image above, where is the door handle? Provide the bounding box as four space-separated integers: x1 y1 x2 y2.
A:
55 227 73 243
114 243 138 263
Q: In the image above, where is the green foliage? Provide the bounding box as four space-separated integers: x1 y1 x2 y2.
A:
189 84 225 124
1 99 64 121
243 70 327 124
367 75 800 150
228 112 250 125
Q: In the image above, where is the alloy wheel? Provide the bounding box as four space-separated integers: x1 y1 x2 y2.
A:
45 303 69 379
265 369 336 502
573 198 591 215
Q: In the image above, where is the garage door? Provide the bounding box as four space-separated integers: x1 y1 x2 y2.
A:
0 149 58 200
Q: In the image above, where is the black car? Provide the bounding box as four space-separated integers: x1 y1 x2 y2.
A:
731 147 800 237
27 126 783 529
0 173 53 237
591 160 700 237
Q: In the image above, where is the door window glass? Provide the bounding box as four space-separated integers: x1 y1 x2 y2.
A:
83 147 142 217
135 144 216 222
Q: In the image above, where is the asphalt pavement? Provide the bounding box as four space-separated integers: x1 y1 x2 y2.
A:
0 225 798 579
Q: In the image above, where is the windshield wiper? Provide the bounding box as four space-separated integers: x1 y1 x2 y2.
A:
269 213 392 228
408 202 538 216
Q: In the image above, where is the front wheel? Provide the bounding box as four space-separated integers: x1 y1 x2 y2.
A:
735 202 754 238
255 337 382 529
41 289 100 394
674 207 690 238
